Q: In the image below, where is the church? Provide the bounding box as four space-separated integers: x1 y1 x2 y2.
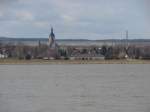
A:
46 27 59 59
49 27 57 48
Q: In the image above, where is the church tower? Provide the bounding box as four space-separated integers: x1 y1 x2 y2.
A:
49 27 57 48
47 27 59 59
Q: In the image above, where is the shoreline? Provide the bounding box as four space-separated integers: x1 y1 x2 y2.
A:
0 59 150 64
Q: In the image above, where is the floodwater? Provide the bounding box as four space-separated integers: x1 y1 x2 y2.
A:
0 65 150 112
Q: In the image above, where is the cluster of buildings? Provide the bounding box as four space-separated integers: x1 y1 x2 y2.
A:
1 27 150 60
44 27 104 60
3 27 148 60
3 27 147 60
0 48 8 59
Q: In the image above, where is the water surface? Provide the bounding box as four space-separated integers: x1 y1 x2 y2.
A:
0 65 150 112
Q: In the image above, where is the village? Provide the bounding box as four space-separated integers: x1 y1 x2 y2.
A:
0 28 150 60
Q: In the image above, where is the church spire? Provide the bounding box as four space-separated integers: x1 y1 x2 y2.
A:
49 27 56 48
50 27 55 38
51 27 53 33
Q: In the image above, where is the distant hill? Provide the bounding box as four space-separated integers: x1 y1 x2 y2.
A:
1 37 150 46
0 37 91 41
0 37 47 41
1 37 150 42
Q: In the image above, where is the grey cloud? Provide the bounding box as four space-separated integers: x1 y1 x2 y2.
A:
0 0 150 39
0 0 18 6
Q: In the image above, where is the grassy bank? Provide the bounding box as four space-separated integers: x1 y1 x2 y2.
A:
0 59 150 64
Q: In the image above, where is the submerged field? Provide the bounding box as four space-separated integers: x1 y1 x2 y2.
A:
0 59 150 64
0 65 150 112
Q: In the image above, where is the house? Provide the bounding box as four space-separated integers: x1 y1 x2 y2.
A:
68 46 104 60
0 54 8 59
69 53 104 60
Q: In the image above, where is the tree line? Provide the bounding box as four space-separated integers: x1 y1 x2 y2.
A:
0 42 150 60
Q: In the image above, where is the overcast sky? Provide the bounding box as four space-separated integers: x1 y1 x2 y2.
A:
0 0 150 39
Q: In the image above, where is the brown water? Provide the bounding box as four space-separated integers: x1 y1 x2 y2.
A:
0 65 150 112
